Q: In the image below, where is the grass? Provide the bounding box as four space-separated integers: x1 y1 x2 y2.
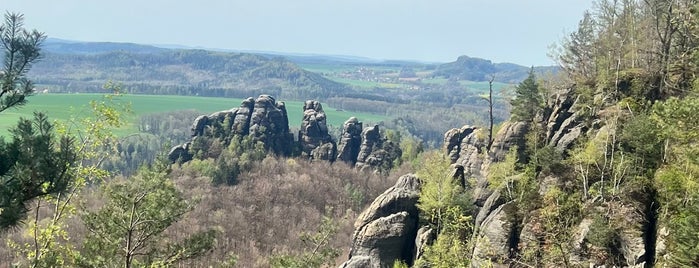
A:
0 93 388 137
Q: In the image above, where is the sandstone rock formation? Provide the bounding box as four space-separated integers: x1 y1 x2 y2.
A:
355 125 402 172
168 96 398 173
299 100 337 161
340 174 422 268
336 117 363 165
168 95 294 162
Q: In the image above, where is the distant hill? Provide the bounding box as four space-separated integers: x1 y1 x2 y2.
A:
433 55 559 83
43 38 169 54
31 42 348 100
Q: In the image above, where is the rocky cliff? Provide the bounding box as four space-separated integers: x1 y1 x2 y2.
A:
342 87 659 267
168 95 399 172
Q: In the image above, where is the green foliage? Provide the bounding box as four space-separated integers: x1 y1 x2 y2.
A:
538 187 582 266
392 260 409 268
8 86 131 266
586 214 617 249
510 69 543 122
0 12 46 113
269 213 340 268
487 146 520 199
417 152 471 232
415 231 469 268
78 163 215 267
647 95 699 266
0 113 77 229
415 152 472 267
211 136 267 185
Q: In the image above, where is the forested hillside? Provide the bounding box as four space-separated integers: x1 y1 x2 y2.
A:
30 49 347 100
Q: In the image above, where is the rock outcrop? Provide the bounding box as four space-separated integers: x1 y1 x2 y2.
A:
168 96 398 172
355 125 402 172
168 95 295 162
336 117 363 165
248 95 294 155
543 88 586 152
340 174 422 268
338 78 667 266
299 100 337 161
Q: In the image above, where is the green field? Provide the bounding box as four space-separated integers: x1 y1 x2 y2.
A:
0 93 388 137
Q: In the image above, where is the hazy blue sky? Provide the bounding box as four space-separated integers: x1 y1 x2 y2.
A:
4 1 592 65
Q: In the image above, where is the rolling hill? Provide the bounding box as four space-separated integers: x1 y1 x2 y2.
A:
31 40 349 100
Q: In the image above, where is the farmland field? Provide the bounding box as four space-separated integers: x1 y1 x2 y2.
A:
0 93 388 137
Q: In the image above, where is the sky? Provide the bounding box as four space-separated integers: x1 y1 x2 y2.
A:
4 1 593 66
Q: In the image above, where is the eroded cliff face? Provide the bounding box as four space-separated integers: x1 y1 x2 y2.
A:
344 87 659 267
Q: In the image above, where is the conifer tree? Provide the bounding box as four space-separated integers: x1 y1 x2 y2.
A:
510 68 543 122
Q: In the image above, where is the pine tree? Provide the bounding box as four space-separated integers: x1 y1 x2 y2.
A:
0 12 46 113
0 113 77 229
510 68 543 122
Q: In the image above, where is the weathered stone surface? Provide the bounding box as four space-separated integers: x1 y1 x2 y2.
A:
191 115 209 137
444 125 485 180
413 226 435 263
299 100 337 160
356 125 381 165
249 95 294 155
232 97 254 135
544 88 587 153
355 125 402 172
341 174 421 267
168 95 295 163
487 121 528 162
167 142 192 163
336 117 363 165
471 203 514 268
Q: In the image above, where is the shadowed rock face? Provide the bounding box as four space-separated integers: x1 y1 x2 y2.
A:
299 100 337 161
340 174 422 268
336 117 363 165
355 125 402 172
249 95 294 155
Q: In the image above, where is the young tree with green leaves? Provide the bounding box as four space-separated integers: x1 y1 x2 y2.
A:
415 152 472 267
78 161 215 268
9 84 131 267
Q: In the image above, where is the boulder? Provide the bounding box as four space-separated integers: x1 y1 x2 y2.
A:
487 121 528 163
341 174 421 267
413 226 435 263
